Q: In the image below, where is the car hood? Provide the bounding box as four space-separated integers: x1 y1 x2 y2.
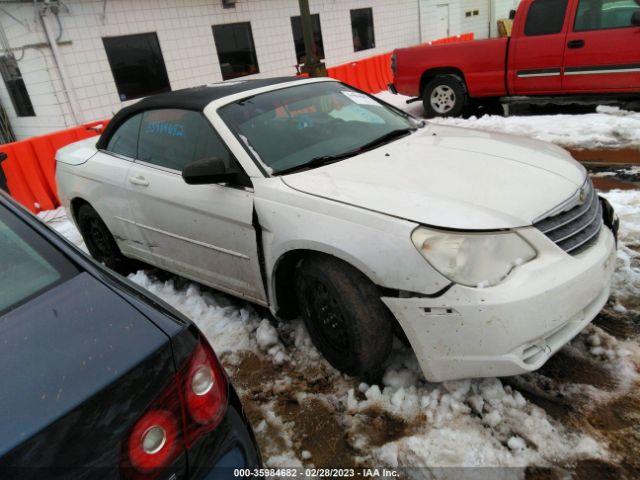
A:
281 124 586 230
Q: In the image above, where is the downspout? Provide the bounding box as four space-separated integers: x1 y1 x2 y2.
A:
39 6 82 125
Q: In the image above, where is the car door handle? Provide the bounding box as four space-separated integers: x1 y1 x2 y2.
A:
567 39 585 49
129 175 149 187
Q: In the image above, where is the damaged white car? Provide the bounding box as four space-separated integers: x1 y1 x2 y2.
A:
56 77 619 382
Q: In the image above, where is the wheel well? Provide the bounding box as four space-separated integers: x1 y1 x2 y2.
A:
273 250 370 320
420 68 466 97
70 197 90 223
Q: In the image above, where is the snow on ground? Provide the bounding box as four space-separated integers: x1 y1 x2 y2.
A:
39 186 640 474
375 91 640 150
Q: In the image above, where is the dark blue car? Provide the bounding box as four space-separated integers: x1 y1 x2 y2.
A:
0 192 262 479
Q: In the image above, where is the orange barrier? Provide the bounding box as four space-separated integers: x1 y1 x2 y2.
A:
325 33 473 93
0 120 108 213
430 32 474 45
326 52 393 94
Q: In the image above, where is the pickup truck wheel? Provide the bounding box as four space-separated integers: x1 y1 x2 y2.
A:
423 75 466 118
76 204 138 275
294 256 394 379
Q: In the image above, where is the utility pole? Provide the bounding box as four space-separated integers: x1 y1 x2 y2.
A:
298 0 327 77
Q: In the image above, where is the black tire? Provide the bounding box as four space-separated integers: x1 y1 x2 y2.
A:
76 203 138 275
422 75 467 118
294 255 394 379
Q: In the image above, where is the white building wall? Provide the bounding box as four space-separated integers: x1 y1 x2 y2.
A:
0 0 421 140
491 0 519 36
418 0 463 42
0 0 513 140
460 0 490 39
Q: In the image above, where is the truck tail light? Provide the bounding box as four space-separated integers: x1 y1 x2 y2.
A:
122 336 228 478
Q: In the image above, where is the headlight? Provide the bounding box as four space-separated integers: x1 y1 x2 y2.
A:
411 227 536 288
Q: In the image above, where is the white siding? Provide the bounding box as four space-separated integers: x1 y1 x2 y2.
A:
419 0 463 42
460 0 490 39
490 0 519 36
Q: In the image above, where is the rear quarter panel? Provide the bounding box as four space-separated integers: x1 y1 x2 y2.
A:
394 38 509 98
0 273 184 479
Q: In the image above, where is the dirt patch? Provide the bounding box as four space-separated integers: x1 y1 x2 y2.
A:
588 394 640 432
572 458 627 480
536 350 617 391
595 308 640 340
275 397 359 468
570 148 640 166
354 406 414 447
524 466 568 480
592 176 638 192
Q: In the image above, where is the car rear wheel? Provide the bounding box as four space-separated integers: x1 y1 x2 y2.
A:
76 203 138 275
294 255 394 379
422 75 466 118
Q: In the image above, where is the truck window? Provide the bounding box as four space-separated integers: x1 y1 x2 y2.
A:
575 0 640 31
524 0 569 35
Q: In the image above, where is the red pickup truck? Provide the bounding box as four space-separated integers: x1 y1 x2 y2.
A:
390 0 640 117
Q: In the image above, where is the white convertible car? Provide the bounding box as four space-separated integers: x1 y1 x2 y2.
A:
56 77 619 382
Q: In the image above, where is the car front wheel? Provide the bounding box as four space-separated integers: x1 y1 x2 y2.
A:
422 75 466 118
294 255 394 379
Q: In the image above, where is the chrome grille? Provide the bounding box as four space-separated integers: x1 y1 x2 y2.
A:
533 179 602 255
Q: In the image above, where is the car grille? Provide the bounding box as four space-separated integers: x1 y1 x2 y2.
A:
533 179 602 255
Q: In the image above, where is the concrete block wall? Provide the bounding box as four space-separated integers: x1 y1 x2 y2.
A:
0 0 430 139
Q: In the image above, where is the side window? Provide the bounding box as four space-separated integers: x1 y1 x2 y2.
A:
525 0 569 35
575 0 640 31
106 113 143 158
138 109 236 172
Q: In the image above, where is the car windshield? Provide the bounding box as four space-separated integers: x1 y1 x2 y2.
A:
218 81 419 174
0 204 78 315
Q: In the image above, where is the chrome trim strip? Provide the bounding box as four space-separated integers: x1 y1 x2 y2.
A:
550 198 601 243
563 218 602 254
517 72 561 78
114 216 250 260
538 187 596 234
532 176 591 224
564 67 640 76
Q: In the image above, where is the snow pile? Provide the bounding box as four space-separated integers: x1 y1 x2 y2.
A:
601 190 640 303
37 206 87 252
346 349 605 468
375 91 640 150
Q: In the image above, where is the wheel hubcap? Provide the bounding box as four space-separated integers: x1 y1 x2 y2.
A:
88 219 111 257
306 280 350 352
430 85 456 114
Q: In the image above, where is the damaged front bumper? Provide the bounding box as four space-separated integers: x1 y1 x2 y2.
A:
382 224 617 382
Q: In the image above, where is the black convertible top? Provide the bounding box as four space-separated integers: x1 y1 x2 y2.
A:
96 77 303 149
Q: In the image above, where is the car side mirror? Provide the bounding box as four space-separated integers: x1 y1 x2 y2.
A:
182 157 236 185
632 10 640 26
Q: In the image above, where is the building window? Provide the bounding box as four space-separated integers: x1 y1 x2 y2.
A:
0 56 35 117
351 8 375 51
212 22 260 81
103 32 171 102
291 14 325 64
